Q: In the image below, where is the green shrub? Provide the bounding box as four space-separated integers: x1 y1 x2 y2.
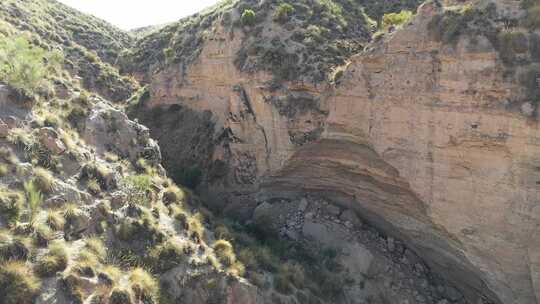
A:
163 47 174 59
35 241 69 277
0 35 62 95
33 223 55 247
87 178 101 195
382 10 413 28
0 231 30 261
0 189 23 225
273 3 295 23
33 167 55 194
124 174 152 206
0 261 41 304
84 237 106 257
80 163 113 190
129 268 159 303
162 186 183 205
213 239 236 267
114 217 164 246
147 240 186 272
23 180 43 225
241 9 257 26
46 209 65 231
172 206 189 230
67 105 88 130
0 164 8 177
109 288 133 304
188 213 205 242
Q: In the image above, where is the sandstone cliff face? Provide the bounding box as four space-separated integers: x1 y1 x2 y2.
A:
321 2 539 302
141 22 328 202
138 1 540 303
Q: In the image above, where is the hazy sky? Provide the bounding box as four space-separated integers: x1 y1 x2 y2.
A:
57 0 220 30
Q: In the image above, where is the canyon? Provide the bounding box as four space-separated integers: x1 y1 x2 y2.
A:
133 0 540 303
0 0 538 303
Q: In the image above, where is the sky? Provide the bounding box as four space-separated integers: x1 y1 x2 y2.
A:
57 0 220 30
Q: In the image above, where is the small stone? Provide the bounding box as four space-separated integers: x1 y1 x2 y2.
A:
298 198 309 212
253 202 273 222
285 230 299 241
521 102 535 117
340 209 362 227
325 204 341 216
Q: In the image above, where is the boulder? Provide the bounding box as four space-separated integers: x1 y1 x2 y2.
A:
38 127 66 155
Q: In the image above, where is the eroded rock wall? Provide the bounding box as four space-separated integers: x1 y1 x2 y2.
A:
321 2 540 303
138 0 540 303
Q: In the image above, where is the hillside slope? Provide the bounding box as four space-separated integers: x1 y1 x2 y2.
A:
0 2 262 304
0 0 137 102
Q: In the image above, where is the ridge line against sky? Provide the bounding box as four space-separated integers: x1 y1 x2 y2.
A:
57 0 220 30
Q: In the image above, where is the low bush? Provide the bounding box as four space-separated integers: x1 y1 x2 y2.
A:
162 185 183 205
382 10 413 28
124 174 152 206
147 240 186 271
35 241 69 277
0 188 23 225
273 3 295 23
0 231 30 261
0 34 62 95
84 237 106 257
109 288 133 304
33 167 55 194
0 164 8 177
241 9 257 26
114 217 165 246
213 239 236 267
33 223 55 247
46 209 65 231
128 268 159 303
0 261 41 304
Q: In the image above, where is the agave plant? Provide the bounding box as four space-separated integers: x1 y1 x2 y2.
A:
23 180 42 225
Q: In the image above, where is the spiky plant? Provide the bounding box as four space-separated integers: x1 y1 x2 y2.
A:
23 180 42 225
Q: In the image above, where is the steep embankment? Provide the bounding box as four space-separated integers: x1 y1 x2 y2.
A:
127 0 540 303
0 1 264 304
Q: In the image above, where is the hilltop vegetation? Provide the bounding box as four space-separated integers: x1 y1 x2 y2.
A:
124 0 423 83
0 0 137 102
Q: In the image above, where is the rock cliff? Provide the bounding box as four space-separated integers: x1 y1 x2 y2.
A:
131 0 540 303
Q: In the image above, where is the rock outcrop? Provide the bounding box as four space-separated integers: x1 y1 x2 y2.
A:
134 0 540 303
